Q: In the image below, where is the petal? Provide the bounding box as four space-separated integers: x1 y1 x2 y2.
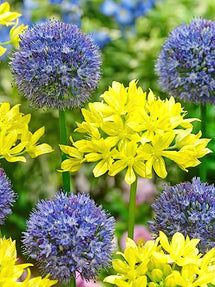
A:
153 156 167 178
0 46 6 57
108 160 127 176
59 145 82 158
27 143 53 158
171 232 185 256
93 159 108 177
5 154 26 162
159 231 171 253
31 127 45 144
85 152 103 162
125 165 136 185
133 161 146 178
103 275 124 284
60 158 82 172
10 142 26 154
133 276 147 287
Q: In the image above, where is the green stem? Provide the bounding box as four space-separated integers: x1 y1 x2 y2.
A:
0 41 11 46
59 110 70 192
62 277 76 287
200 104 207 182
128 177 138 239
59 111 75 287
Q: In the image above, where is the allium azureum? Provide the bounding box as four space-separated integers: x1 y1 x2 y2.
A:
101 0 159 27
23 192 115 282
11 20 101 110
156 19 215 104
149 178 215 253
0 168 15 225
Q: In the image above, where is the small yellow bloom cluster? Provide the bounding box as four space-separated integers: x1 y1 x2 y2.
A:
0 2 27 57
60 80 210 184
104 231 215 287
0 236 57 286
0 103 53 162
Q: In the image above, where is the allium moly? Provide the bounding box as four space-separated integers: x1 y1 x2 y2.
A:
11 20 101 110
104 231 215 286
156 18 215 104
0 103 53 162
59 80 210 184
0 2 27 57
0 236 57 286
149 178 215 253
23 192 115 282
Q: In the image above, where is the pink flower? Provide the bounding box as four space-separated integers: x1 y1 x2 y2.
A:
122 178 157 205
120 225 152 250
76 274 104 287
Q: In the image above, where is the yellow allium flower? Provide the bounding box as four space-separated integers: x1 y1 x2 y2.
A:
21 127 53 158
0 46 6 56
9 20 27 47
104 231 215 286
0 129 27 162
157 231 200 266
0 237 31 284
109 141 147 184
0 2 21 26
0 237 57 286
0 103 53 162
59 137 83 173
171 264 215 286
59 80 211 184
0 2 27 57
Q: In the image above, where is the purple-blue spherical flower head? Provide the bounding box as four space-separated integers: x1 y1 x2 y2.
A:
156 19 215 104
23 192 115 282
149 178 215 253
0 168 16 225
11 20 101 110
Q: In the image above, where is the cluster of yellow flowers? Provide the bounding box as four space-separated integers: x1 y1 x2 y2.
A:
60 80 210 184
0 2 27 57
0 103 53 162
0 236 57 286
104 231 215 287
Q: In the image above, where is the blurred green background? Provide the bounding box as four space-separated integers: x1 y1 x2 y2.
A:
0 0 215 282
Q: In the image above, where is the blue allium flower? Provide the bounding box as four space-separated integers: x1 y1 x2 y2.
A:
156 19 215 104
101 0 159 27
50 0 64 3
11 20 101 110
100 0 118 17
149 178 215 253
23 192 115 282
0 168 16 225
20 0 38 26
90 31 111 48
51 0 83 27
115 6 134 26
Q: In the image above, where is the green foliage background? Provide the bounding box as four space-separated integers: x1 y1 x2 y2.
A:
0 0 215 283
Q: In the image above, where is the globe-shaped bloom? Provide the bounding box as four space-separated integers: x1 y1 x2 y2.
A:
23 192 115 282
0 168 16 225
11 20 101 110
156 19 215 104
149 178 215 253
